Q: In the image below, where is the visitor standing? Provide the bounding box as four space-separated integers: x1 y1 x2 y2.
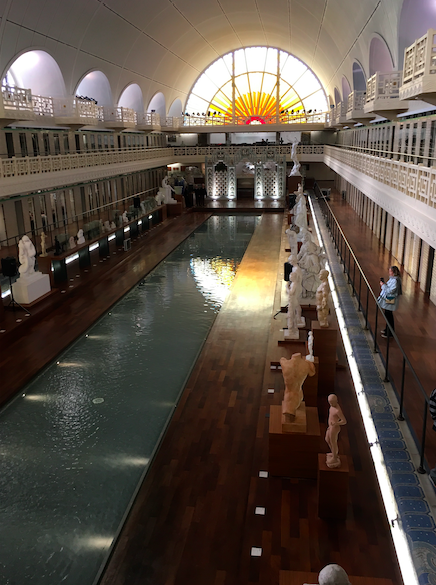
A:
378 265 402 338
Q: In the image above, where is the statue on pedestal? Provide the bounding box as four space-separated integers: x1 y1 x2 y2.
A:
285 227 298 256
325 394 347 469
18 235 36 277
298 235 322 298
280 352 316 422
69 236 76 250
306 331 314 362
286 271 301 339
122 211 129 224
161 176 177 204
110 221 116 230
316 269 331 327
104 220 111 232
40 232 47 258
77 229 85 245
288 139 301 177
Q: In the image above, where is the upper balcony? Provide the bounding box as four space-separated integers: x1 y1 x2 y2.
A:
400 29 436 105
346 91 376 124
0 85 35 127
364 71 409 120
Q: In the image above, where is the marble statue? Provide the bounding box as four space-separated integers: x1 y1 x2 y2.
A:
288 139 301 177
122 211 129 224
69 236 76 250
104 220 111 232
305 564 351 585
40 232 47 257
77 229 85 245
155 190 165 206
286 271 300 339
18 235 36 277
285 227 298 256
280 352 316 422
316 269 331 327
306 331 314 362
325 395 347 469
289 265 305 328
161 176 177 204
294 194 308 233
110 221 116 230
298 235 322 297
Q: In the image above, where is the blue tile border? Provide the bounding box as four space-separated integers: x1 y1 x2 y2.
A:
313 200 436 585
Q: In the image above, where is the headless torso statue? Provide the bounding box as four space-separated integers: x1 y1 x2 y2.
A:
280 352 316 422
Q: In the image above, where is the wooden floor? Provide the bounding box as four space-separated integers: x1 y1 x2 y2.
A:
0 201 402 585
326 194 436 470
100 213 401 585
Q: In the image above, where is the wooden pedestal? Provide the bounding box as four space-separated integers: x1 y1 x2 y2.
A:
317 453 349 520
37 255 55 286
302 356 318 407
282 401 307 433
312 320 337 394
167 202 183 216
269 405 320 478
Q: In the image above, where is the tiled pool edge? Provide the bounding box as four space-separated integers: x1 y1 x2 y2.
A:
312 199 436 585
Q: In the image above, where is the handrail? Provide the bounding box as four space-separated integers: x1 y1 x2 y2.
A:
315 188 431 473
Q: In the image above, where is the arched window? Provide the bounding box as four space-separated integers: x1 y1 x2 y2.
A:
3 50 66 97
186 47 328 124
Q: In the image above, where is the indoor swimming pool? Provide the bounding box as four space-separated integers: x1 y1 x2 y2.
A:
0 215 260 585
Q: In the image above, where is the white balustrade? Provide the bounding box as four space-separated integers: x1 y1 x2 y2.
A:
400 29 436 102
1 85 33 111
366 71 402 103
53 97 100 122
32 95 54 117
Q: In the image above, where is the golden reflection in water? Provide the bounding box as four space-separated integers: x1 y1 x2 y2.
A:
190 257 239 303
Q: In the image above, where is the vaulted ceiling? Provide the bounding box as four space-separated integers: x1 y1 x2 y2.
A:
0 0 404 108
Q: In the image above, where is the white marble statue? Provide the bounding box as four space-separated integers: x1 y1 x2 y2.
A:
77 229 85 245
155 190 165 206
305 564 351 585
104 220 111 232
306 331 314 362
285 227 298 256
69 236 76 250
40 232 47 258
18 235 36 278
290 262 305 327
298 236 322 298
286 271 301 339
288 139 301 177
122 211 129 224
110 221 116 230
161 176 177 204
316 269 331 327
294 194 308 234
325 395 347 469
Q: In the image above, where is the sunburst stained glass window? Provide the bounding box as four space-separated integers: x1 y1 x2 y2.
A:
186 47 328 124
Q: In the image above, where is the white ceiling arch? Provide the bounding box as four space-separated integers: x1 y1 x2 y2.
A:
0 0 405 108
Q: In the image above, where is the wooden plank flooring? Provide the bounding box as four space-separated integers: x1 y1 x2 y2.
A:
326 194 436 470
100 212 401 585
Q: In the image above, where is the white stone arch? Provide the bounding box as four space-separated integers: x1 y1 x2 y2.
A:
168 98 183 117
352 61 367 91
147 92 166 119
369 34 394 76
75 70 113 107
2 49 67 97
399 0 434 69
118 83 144 112
341 76 351 98
334 87 342 105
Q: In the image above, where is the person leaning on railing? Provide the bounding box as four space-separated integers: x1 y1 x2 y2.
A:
377 265 402 339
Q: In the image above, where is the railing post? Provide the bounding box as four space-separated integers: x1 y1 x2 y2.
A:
364 287 369 329
358 272 362 311
418 401 428 474
374 306 379 352
398 358 406 421
384 334 390 382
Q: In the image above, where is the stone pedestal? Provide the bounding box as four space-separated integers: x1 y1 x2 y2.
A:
269 405 320 478
312 320 337 394
12 272 51 305
317 454 349 520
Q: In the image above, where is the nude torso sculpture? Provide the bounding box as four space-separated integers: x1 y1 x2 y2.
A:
18 235 36 278
280 352 316 422
325 394 347 468
316 269 331 327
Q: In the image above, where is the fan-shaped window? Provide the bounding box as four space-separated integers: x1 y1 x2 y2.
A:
186 47 328 124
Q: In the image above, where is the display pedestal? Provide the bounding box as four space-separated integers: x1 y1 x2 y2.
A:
317 454 349 520
282 401 306 433
269 405 320 478
302 357 319 407
12 272 51 305
312 320 337 394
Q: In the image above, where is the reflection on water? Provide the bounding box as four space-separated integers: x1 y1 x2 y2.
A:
0 215 260 585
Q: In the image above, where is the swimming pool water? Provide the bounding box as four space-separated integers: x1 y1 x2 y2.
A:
0 215 259 585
